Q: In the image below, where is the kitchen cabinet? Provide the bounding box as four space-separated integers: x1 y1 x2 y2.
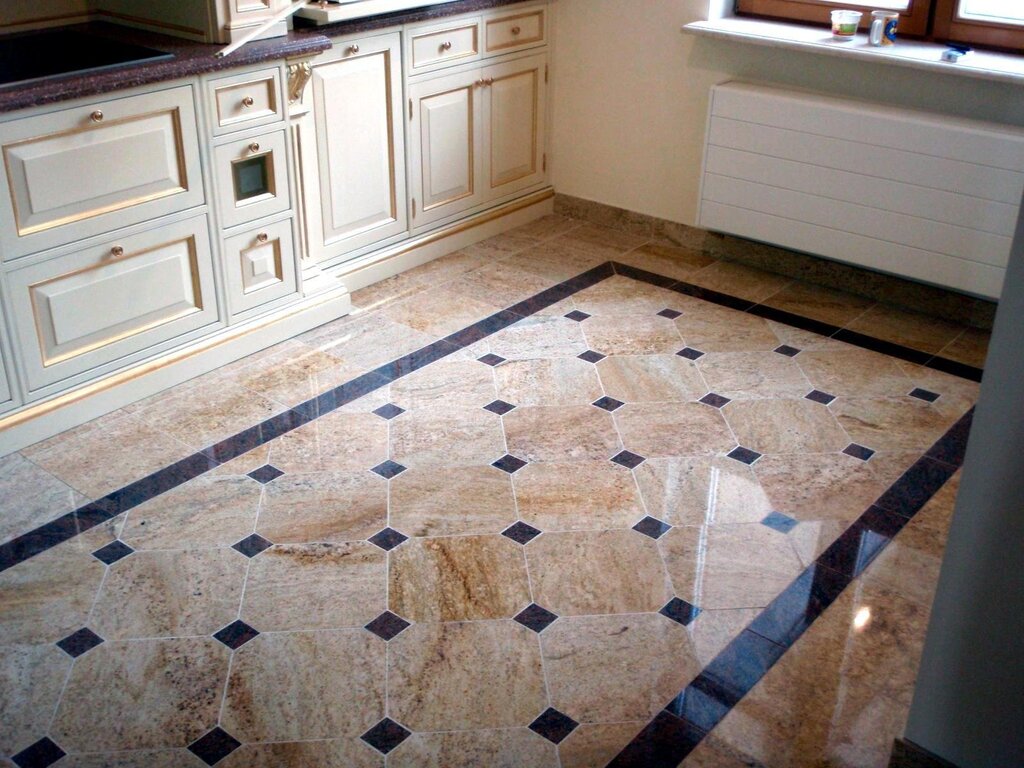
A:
408 52 546 229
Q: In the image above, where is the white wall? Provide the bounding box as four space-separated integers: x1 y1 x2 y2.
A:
1 0 90 29
549 0 1024 226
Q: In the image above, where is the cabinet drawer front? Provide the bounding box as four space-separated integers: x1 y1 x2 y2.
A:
223 219 298 317
214 129 291 229
8 216 219 391
485 8 545 54
0 85 204 261
410 21 480 72
210 68 282 135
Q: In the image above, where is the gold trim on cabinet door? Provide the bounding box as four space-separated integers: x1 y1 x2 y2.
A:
419 84 476 212
488 68 539 189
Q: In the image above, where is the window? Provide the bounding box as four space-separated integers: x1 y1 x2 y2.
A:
735 0 1024 51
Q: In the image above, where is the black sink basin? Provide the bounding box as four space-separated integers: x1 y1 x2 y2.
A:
0 28 173 88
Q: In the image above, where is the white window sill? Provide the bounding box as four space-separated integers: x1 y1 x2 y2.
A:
683 17 1024 86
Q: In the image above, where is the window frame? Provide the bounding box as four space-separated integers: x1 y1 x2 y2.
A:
734 0 931 37
932 0 1024 52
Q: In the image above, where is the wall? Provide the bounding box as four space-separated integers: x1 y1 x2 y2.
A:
549 0 1024 227
1 0 90 30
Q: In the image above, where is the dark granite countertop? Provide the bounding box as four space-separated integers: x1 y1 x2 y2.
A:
0 0 534 115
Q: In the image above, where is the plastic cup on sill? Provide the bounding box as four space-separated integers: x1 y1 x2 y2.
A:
830 10 863 42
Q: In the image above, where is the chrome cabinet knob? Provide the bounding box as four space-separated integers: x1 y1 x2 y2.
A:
110 245 124 258
249 142 260 153
241 95 254 107
90 110 104 123
441 40 453 51
348 44 359 54
256 232 269 243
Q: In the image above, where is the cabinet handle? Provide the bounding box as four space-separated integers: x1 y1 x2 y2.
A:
256 232 269 243
511 26 521 35
475 79 485 87
441 40 453 51
348 44 359 54
241 96 255 108
484 77 494 86
249 142 261 153
110 245 124 258
90 110 104 123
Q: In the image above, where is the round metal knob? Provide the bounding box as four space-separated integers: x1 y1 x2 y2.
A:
90 110 104 123
511 25 521 35
248 142 260 153
348 44 360 54
256 232 269 243
441 40 453 51
241 96 254 108
110 245 124 258
484 77 494 86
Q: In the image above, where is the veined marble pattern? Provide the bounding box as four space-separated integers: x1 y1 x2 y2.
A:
0 216 981 768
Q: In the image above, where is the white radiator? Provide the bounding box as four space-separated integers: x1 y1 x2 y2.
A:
698 82 1024 299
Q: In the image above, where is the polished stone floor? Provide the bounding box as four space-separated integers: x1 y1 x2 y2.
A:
0 216 984 767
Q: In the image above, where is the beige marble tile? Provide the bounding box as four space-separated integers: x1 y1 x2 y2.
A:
389 728 557 768
503 405 621 463
389 359 496 410
389 535 531 622
0 546 104 645
596 354 705 403
91 549 245 640
939 326 990 368
582 314 684 356
555 223 649 259
53 638 229 752
528 530 672 615
503 241 606 282
350 272 430 313
227 344 364 408
543 613 702 723
615 403 734 458
382 286 503 337
508 213 582 242
389 465 516 537
894 361 980 421
766 319 849 352
0 643 72 755
460 231 542 261
797 347 914 399
613 242 716 281
299 314 437 371
763 282 875 327
831 397 954 453
572 275 685 317
256 471 387 544
120 475 262 550
222 629 385 742
448 260 555 309
21 412 193 500
219 739 382 768
494 357 603 406
659 523 804 610
514 461 644 531
724 399 850 455
390 406 505 468
698 351 811 401
483 315 589 360
558 722 645 768
688 261 792 303
633 456 772 527
209 445 271 476
57 749 205 768
0 454 87 542
388 620 546 731
268 411 388 474
846 303 964 355
788 519 855 568
242 542 386 631
402 248 490 284
675 303 783 353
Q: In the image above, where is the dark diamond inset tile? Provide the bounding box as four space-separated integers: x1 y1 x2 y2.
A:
369 527 408 551
909 387 940 403
592 396 625 412
611 450 646 470
484 399 517 416
478 353 507 367
577 349 606 364
502 521 542 545
633 515 672 539
660 597 701 627
247 464 284 485
91 540 134 565
774 344 802 357
371 460 407 479
529 707 579 744
843 443 876 461
761 511 798 534
727 446 762 466
564 310 591 322
213 620 260 650
232 533 273 558
11 737 66 768
657 308 683 320
373 403 406 420
677 347 705 361
514 603 559 633
188 727 241 766
492 454 528 474
56 627 104 658
806 389 837 405
361 718 411 755
365 611 412 641
699 393 731 409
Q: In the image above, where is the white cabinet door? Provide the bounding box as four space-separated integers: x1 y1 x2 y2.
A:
482 53 546 199
408 67 483 228
306 33 407 262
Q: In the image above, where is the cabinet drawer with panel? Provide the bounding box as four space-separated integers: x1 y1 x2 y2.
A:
222 218 299 318
0 85 204 262
214 129 291 230
6 215 219 393
207 67 284 136
484 6 546 55
407 17 481 75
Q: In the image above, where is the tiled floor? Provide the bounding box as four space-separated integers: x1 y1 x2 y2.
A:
0 216 984 768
